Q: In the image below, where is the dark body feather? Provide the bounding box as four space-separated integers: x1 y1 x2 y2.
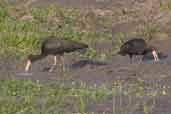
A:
28 37 88 62
118 38 152 63
41 37 88 55
119 38 146 55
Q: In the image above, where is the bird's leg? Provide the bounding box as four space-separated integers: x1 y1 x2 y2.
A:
139 56 143 64
60 54 65 73
129 54 133 64
49 56 57 72
137 55 143 64
58 54 66 77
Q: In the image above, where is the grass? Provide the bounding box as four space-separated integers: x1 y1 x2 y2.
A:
0 79 111 113
160 0 171 11
0 3 114 60
0 78 170 114
1 1 170 59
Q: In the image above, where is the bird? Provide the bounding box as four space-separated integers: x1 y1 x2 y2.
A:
118 38 159 63
24 36 88 73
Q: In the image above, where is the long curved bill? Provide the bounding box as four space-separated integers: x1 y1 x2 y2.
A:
152 50 160 62
25 60 32 72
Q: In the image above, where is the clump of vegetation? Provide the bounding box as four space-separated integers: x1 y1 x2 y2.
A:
0 78 169 114
0 2 114 60
160 0 171 11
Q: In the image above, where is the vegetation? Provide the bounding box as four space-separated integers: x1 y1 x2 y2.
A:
0 0 171 59
0 2 113 59
0 78 169 114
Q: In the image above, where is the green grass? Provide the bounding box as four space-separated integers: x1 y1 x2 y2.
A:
0 3 114 60
0 78 170 114
160 0 171 11
1 1 169 59
0 79 111 113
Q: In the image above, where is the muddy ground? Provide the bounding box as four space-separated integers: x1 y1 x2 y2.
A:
0 38 171 83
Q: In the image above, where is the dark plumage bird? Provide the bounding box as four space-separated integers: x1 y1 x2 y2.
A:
118 38 159 63
25 36 88 72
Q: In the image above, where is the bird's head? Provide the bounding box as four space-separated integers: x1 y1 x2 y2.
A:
25 54 39 72
27 54 36 61
144 46 160 62
24 54 46 72
25 54 34 72
151 47 160 62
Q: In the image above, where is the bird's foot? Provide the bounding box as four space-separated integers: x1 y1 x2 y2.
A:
48 68 53 72
48 65 56 72
43 65 56 72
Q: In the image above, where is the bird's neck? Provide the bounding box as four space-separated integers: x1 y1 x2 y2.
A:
31 54 47 62
143 48 152 55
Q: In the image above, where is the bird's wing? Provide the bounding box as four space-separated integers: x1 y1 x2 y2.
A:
60 39 88 51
